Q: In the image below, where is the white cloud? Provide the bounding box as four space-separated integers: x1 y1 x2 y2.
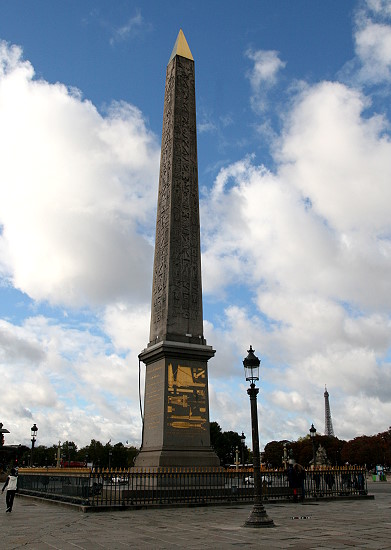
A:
246 49 286 90
202 56 391 441
103 302 150 352
270 390 309 412
0 315 143 448
351 1 391 85
365 0 391 19
355 21 391 83
246 49 286 112
109 11 151 45
0 41 159 308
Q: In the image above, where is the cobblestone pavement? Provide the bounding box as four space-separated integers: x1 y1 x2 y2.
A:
1 480 390 549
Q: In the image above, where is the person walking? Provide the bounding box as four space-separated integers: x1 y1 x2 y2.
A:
287 460 299 502
294 463 306 501
2 468 18 513
287 461 306 502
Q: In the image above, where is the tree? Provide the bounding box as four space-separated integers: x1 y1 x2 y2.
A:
31 445 55 467
61 441 78 464
80 439 105 467
263 441 285 468
210 422 248 466
103 442 139 469
76 440 139 469
341 434 384 468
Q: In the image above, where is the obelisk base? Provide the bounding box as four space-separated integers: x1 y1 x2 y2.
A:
135 340 220 468
135 448 220 468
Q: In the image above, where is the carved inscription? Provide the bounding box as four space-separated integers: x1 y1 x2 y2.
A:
150 55 203 342
166 363 207 431
150 62 175 339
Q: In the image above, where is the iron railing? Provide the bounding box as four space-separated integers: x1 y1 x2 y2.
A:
17 467 368 508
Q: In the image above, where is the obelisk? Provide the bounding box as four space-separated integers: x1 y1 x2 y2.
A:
135 30 219 467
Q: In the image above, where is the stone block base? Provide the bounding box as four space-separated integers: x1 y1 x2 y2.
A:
134 447 220 468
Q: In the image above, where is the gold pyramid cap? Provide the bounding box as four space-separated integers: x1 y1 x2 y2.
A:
168 29 194 63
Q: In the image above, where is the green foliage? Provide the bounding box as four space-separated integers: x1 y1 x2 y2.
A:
61 441 78 462
263 440 286 468
0 439 139 469
264 434 356 468
272 435 346 468
210 421 249 465
4 425 391 470
341 432 390 468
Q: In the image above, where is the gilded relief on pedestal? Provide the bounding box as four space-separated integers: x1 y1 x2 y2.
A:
167 363 207 430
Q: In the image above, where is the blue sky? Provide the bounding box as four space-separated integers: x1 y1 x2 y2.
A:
1 0 391 452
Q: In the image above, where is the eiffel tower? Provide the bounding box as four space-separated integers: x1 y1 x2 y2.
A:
324 385 335 437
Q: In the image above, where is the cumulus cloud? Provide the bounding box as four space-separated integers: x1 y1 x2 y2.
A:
246 49 286 112
0 314 143 447
0 41 159 308
355 20 391 83
109 11 152 45
0 41 158 447
351 0 391 85
103 302 150 352
203 44 391 441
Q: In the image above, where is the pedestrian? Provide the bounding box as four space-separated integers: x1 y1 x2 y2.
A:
293 463 306 501
287 460 299 502
2 468 18 513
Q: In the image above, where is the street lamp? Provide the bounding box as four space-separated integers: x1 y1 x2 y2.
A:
309 423 317 468
68 443 74 467
30 423 38 466
108 451 112 471
282 442 288 469
0 422 10 447
241 432 246 466
243 346 274 528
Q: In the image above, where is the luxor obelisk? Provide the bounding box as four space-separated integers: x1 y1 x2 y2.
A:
135 30 219 467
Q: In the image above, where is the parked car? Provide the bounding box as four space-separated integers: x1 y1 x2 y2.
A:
111 476 127 484
244 475 272 486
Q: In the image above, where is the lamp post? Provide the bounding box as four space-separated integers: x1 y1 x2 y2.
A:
309 423 317 468
282 442 288 469
243 346 274 528
56 441 61 468
68 443 74 467
108 451 112 471
241 432 246 466
0 422 10 447
30 423 38 466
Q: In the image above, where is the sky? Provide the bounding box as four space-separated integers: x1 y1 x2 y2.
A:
1 0 391 453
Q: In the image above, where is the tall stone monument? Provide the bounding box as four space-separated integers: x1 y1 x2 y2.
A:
135 30 219 467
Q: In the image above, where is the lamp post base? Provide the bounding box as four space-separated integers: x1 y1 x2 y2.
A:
244 503 275 528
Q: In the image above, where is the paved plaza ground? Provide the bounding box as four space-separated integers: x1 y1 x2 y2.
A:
1 479 390 549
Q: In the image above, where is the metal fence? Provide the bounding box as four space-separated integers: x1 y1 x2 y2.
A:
17 467 368 508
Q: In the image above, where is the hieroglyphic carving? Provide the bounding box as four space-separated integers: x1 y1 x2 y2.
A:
150 55 203 343
150 62 175 338
167 363 207 431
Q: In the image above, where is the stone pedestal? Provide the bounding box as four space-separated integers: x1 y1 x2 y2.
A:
136 340 219 467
